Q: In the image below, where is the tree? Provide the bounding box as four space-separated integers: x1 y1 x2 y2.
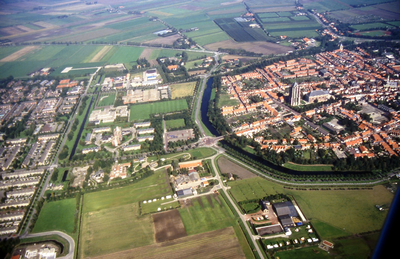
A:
51 168 59 182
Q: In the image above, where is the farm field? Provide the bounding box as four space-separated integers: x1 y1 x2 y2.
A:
205 40 293 55
88 227 245 259
165 119 185 130
33 198 77 236
178 194 236 235
227 176 393 235
80 203 154 258
153 209 187 242
97 93 115 107
170 81 197 99
129 99 188 121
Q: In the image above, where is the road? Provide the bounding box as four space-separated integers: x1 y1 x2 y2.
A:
208 147 265 259
22 230 75 259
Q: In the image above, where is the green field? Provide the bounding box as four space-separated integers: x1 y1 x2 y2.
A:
283 162 333 171
217 92 240 108
178 194 236 235
165 119 185 130
79 170 171 258
130 99 188 121
33 198 77 235
83 170 171 212
97 93 115 107
227 176 393 236
81 203 154 257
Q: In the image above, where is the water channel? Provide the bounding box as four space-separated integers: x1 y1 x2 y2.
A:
69 96 94 160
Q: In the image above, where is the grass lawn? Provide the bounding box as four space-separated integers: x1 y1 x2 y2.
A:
97 93 115 107
178 194 236 235
274 246 331 259
170 81 197 99
141 199 180 214
283 162 333 171
165 118 185 130
83 170 171 212
217 92 240 108
227 176 393 235
33 198 76 235
129 99 188 121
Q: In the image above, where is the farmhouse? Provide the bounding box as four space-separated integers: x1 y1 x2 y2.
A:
175 187 196 198
179 160 202 170
273 201 299 228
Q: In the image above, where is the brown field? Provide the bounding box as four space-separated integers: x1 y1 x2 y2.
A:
0 46 40 62
145 34 181 45
188 70 206 76
0 26 26 36
33 21 55 29
221 54 259 64
139 48 153 59
205 40 293 55
217 156 256 179
152 209 187 243
90 46 112 62
89 227 245 259
252 6 296 13
16 25 35 33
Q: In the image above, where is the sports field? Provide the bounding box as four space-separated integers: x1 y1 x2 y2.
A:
33 198 76 235
170 82 197 99
165 119 185 130
130 99 188 121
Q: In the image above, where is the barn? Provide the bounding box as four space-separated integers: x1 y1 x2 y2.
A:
273 201 298 228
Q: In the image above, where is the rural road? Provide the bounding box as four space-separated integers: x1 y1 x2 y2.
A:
23 230 75 259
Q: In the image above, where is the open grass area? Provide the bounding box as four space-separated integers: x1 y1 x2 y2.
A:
217 92 240 108
33 198 77 235
170 82 197 99
283 162 333 172
97 93 115 107
141 199 180 214
178 194 236 235
129 99 188 121
227 176 393 235
83 170 171 212
165 119 185 130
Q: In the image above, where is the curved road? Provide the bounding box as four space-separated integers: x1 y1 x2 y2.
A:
23 231 75 259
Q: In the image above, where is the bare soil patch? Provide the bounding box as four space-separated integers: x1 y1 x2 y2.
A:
221 54 259 63
152 209 187 243
89 227 245 259
188 70 206 76
217 156 256 179
0 46 40 62
139 48 153 59
33 21 55 29
90 46 112 62
205 40 293 55
0 26 26 36
145 34 181 45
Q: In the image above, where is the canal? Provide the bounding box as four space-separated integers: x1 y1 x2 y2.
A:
200 77 220 136
69 96 94 160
